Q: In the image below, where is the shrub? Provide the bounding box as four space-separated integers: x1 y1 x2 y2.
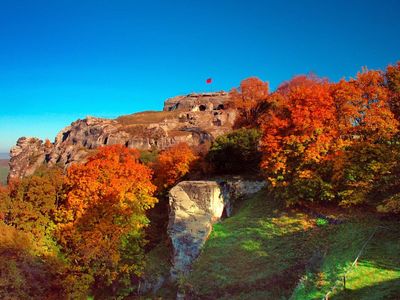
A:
207 128 262 174
316 218 328 227
139 150 159 165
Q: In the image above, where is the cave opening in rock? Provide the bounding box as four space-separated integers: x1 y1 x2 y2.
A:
169 103 180 111
213 119 222 126
199 105 207 111
62 131 70 142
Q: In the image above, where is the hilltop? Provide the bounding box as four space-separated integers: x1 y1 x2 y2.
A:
8 92 236 181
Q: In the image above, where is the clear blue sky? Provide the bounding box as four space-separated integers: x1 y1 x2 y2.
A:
1 0 399 153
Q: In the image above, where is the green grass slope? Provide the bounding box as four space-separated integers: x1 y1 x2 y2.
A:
293 222 400 300
185 190 400 300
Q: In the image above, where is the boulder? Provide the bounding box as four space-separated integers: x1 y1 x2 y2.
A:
168 181 223 280
167 179 266 280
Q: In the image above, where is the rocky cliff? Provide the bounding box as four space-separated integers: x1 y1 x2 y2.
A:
164 92 232 112
9 92 236 181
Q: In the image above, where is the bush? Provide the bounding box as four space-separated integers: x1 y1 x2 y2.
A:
207 128 262 174
316 218 329 227
334 142 399 207
139 150 159 165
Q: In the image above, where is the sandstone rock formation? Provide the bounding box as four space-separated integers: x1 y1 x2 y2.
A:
167 179 266 280
168 181 224 280
163 92 232 112
8 137 50 180
9 93 236 181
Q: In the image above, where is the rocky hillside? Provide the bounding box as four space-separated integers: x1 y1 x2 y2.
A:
8 92 236 181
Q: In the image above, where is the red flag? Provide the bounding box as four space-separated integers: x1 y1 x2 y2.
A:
206 78 212 84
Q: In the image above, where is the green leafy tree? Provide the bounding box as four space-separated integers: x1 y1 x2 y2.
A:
207 128 262 174
4 166 65 251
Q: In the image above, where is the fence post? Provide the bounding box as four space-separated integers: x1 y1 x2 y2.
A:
343 275 346 290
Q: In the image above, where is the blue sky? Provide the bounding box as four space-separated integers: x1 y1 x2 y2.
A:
1 0 399 153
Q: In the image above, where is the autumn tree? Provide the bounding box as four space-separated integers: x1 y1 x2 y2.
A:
260 76 338 196
0 221 66 299
386 61 400 121
152 143 197 192
58 145 157 298
258 66 400 208
330 69 399 207
276 74 328 95
2 166 65 250
350 69 397 140
331 141 399 207
0 167 67 299
230 77 269 127
329 78 363 138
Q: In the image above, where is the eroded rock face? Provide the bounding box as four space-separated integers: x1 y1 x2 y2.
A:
8 137 49 181
167 179 266 280
168 181 224 280
163 92 232 112
9 93 237 181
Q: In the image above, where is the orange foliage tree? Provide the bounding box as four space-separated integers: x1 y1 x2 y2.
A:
152 142 197 192
350 69 397 140
386 61 400 121
257 66 400 207
260 76 338 185
330 69 399 206
230 77 269 127
58 145 157 297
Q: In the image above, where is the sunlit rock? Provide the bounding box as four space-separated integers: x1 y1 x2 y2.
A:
167 179 266 280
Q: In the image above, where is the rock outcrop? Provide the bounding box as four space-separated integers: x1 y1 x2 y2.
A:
167 179 266 280
9 93 236 181
8 137 50 180
163 92 232 112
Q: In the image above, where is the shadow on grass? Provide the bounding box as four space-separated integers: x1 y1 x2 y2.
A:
185 189 400 300
186 189 330 299
292 217 400 299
